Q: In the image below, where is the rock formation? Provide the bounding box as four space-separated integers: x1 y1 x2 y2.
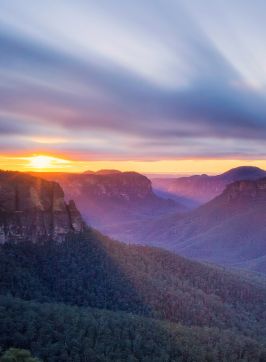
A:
152 166 266 205
0 171 85 243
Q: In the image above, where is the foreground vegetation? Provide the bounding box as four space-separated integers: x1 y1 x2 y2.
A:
1 296 266 362
0 347 41 362
1 229 266 360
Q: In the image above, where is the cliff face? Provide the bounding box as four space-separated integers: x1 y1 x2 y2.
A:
79 171 154 201
0 171 84 243
74 171 154 202
225 178 266 202
152 166 266 205
30 170 185 241
117 177 266 272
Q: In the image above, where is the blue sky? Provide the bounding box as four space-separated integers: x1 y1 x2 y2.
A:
1 0 266 164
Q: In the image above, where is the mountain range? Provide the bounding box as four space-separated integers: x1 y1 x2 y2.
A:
152 166 266 206
32 170 184 237
26 166 266 275
114 176 266 274
1 169 266 360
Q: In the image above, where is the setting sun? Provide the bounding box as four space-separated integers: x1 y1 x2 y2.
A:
28 155 70 171
29 156 53 169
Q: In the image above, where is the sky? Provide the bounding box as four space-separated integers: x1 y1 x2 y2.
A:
1 0 266 173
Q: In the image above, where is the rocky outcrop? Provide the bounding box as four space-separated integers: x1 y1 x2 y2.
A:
225 178 266 201
118 176 266 273
81 171 154 201
0 171 85 243
30 170 185 240
33 171 176 205
152 166 266 205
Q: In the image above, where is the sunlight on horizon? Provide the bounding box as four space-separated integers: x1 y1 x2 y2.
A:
1 155 266 175
28 155 70 170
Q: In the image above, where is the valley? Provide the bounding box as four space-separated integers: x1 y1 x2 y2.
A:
1 168 266 360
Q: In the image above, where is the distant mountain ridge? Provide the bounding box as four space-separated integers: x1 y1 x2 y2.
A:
177 177 266 269
33 170 186 237
117 177 266 273
83 169 122 175
0 171 84 243
152 166 266 205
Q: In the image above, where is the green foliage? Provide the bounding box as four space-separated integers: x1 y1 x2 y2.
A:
1 230 266 360
1 230 266 339
0 296 265 362
0 347 41 362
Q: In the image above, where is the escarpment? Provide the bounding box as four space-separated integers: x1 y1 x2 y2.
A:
0 171 85 243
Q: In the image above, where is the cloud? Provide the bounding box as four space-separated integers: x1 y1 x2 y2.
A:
1 0 266 160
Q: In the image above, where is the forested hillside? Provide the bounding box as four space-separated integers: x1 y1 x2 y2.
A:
1 229 266 341
1 295 266 362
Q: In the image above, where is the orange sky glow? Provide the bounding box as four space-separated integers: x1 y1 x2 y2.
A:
3 2 266 177
1 154 266 176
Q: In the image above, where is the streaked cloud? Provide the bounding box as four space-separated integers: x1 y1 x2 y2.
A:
1 0 266 162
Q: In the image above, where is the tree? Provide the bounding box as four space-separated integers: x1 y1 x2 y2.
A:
0 348 41 362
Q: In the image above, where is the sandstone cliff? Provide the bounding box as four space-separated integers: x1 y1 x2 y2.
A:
30 170 185 234
0 171 84 243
